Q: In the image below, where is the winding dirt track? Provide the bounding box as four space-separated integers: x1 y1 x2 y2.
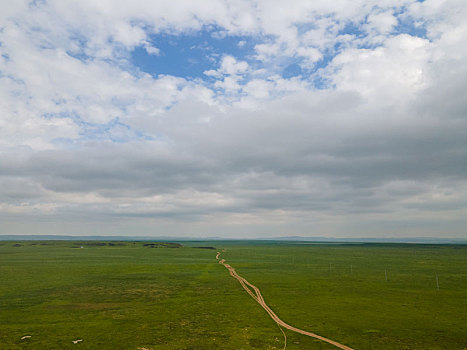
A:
216 252 354 350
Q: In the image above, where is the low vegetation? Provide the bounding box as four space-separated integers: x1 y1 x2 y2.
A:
142 242 183 248
0 241 465 349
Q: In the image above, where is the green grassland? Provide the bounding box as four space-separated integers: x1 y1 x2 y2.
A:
0 241 466 349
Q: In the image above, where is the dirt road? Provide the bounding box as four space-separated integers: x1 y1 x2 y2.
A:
216 252 354 350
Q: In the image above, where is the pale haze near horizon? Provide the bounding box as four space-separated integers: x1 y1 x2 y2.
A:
1 0 467 239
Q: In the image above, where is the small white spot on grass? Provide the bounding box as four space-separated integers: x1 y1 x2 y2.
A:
72 339 82 344
21 335 31 340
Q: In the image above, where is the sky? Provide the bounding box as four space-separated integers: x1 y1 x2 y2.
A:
0 0 467 238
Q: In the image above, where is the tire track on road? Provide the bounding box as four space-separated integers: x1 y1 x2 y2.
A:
217 251 354 350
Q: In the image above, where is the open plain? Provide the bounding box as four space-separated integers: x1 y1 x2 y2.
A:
0 241 466 349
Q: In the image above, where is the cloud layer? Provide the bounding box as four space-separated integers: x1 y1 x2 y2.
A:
1 0 467 237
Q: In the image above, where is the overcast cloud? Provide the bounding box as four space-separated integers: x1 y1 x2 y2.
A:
0 0 466 238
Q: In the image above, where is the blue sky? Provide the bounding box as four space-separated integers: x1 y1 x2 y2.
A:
128 11 428 85
132 28 258 78
1 0 467 238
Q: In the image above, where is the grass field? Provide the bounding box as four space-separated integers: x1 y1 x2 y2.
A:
0 241 466 349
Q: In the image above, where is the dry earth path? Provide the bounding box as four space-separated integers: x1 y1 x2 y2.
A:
216 252 355 350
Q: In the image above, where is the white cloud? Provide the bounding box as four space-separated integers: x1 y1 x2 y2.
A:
1 0 467 237
366 10 398 36
219 55 249 75
143 43 160 55
254 42 281 60
113 22 146 47
329 34 431 101
296 47 323 66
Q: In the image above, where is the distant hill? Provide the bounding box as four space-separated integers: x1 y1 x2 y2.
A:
0 235 202 241
266 235 467 244
0 234 465 244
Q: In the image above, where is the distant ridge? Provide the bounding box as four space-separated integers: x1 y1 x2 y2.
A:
265 235 467 244
0 234 466 244
0 235 209 241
